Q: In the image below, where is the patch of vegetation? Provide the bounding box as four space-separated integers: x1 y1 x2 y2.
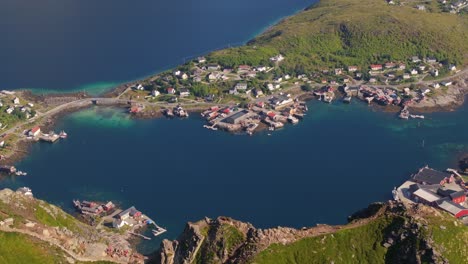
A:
0 231 67 264
195 223 246 264
34 204 77 231
253 216 398 264
422 212 468 263
209 0 468 74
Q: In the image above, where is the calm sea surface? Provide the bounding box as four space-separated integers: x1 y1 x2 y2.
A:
0 0 312 93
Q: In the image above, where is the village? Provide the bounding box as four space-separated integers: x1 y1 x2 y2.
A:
116 52 463 135
394 166 468 222
386 0 468 14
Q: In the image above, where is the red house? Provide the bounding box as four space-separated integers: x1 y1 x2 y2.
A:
370 64 383 71
437 200 468 218
450 191 466 204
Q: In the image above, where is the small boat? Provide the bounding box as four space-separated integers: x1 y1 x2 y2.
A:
343 96 352 103
410 114 425 119
15 171 27 176
59 131 68 139
287 116 299 124
392 187 399 201
268 126 275 131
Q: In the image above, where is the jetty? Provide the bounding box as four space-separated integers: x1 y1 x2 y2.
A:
128 231 151 240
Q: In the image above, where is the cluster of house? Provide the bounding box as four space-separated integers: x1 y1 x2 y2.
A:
201 92 306 134
396 166 468 218
73 199 115 216
439 0 468 14
387 0 467 14
1 95 35 119
112 206 143 229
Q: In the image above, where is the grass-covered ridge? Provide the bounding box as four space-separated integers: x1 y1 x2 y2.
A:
209 0 468 73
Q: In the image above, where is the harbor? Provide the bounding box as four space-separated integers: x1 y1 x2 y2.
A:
72 199 167 240
199 94 308 135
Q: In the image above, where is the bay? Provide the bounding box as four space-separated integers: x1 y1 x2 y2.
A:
1 100 467 253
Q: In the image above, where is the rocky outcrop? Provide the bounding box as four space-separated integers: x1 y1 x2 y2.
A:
154 202 461 264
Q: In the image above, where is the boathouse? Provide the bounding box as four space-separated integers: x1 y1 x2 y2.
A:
117 206 141 220
412 167 454 186
437 199 468 218
223 110 249 124
29 126 41 137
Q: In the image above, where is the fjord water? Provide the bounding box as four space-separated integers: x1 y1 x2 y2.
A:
0 0 312 93
2 101 468 252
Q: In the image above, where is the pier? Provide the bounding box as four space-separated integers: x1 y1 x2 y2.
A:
128 231 151 240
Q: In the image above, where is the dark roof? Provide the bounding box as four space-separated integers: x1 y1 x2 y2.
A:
117 206 138 218
409 183 439 193
449 191 466 200
412 168 451 185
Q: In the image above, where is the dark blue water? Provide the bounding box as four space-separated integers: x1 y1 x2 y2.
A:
2 100 467 253
0 0 312 93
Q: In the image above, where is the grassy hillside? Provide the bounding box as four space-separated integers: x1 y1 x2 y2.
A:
252 205 468 264
209 0 468 73
0 232 67 264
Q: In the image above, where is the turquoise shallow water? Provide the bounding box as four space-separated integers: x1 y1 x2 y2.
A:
1 99 468 253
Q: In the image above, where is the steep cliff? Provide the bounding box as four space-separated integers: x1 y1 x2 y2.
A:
153 201 468 264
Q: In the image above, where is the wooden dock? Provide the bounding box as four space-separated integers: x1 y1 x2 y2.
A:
128 231 151 240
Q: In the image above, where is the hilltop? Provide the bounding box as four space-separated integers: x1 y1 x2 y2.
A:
154 202 468 264
209 0 468 73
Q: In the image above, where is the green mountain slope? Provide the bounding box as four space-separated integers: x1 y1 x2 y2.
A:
209 0 468 73
155 202 468 264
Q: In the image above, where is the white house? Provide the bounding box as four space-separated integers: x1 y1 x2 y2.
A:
449 65 457 71
6 107 14 114
420 88 431 96
13 97 20 105
151 90 160 97
284 74 291 80
432 69 439 77
270 54 284 62
197 57 206 64
179 88 190 97
235 83 248 91
181 73 189 80
410 69 418 75
29 126 41 137
441 81 452 87
229 88 238 95
133 84 144 91
167 87 176 94
430 83 440 89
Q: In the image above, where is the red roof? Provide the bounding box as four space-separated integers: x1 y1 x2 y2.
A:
267 112 276 118
31 126 41 133
371 64 383 69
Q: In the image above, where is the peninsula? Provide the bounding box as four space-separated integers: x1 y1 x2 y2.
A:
1 0 468 263
0 0 467 165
